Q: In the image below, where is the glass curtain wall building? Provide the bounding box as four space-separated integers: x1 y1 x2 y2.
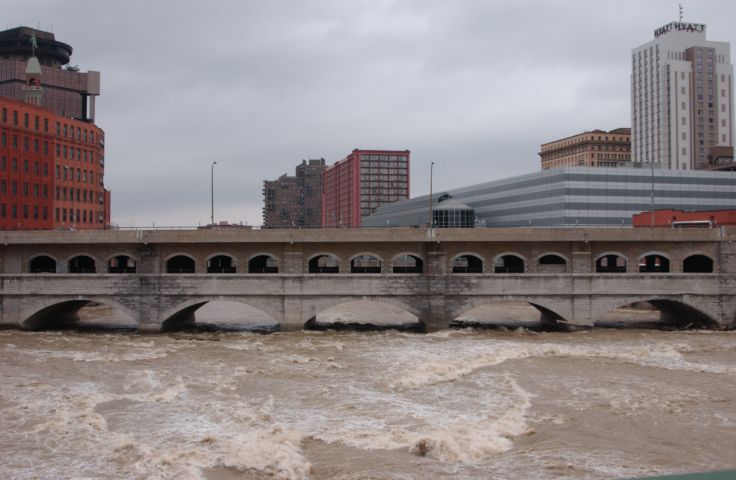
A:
362 167 736 227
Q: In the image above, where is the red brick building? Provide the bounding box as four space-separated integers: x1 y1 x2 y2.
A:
633 209 736 227
0 95 108 229
322 149 410 228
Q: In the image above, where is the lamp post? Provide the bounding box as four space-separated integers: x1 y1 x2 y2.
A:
211 161 217 227
429 161 434 232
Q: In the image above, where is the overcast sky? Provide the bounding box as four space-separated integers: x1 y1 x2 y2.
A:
5 0 736 226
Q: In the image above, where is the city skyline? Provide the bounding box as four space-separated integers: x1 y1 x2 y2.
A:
4 0 736 227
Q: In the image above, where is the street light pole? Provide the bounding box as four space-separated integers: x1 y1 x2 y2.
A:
211 161 217 227
429 161 434 231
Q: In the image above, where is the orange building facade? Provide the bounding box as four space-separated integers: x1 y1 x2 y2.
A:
322 149 410 228
633 209 736 227
0 96 108 229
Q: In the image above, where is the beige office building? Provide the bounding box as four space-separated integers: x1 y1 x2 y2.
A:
631 21 734 170
539 128 631 170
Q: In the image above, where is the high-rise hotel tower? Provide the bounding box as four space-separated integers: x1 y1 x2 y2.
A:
631 21 734 170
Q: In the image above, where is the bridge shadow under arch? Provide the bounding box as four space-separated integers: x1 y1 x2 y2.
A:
451 300 567 331
160 299 280 332
595 298 719 330
305 299 423 332
23 299 138 331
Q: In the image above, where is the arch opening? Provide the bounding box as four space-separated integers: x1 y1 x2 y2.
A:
392 254 423 274
309 254 339 273
538 254 567 273
23 300 137 331
494 255 525 273
208 255 236 273
350 254 381 273
69 255 96 273
452 254 483 273
639 254 670 273
596 254 626 273
30 255 56 273
305 300 422 332
595 300 718 330
451 300 566 331
162 300 279 332
167 255 195 273
248 255 278 273
683 255 714 273
108 255 136 273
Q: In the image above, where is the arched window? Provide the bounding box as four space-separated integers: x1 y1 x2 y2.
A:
392 254 423 273
539 254 566 265
166 255 195 273
309 254 339 273
452 254 483 273
494 255 525 273
639 254 670 273
69 255 96 273
248 255 278 273
208 255 236 273
683 255 713 273
538 254 567 273
30 255 56 273
596 254 626 273
350 254 381 273
108 255 136 273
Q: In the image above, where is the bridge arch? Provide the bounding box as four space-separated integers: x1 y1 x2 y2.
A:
206 252 238 273
308 252 341 273
593 296 720 329
29 253 57 273
165 253 196 273
247 252 279 273
493 252 526 273
106 253 137 273
67 254 97 273
595 251 628 273
536 252 569 273
391 252 424 273
451 296 570 327
451 252 484 273
349 252 383 273
159 297 282 332
683 253 715 273
637 251 671 273
21 296 139 330
303 297 423 330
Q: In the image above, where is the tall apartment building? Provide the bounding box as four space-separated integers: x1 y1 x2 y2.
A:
631 21 734 170
0 27 109 230
539 128 631 169
322 149 410 228
262 158 326 228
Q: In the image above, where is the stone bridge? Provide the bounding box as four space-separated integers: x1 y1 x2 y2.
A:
0 227 734 331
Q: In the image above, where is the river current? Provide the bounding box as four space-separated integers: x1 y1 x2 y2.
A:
1 322 735 479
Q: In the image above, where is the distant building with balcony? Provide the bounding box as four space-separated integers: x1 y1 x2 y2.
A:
262 158 326 228
540 128 632 170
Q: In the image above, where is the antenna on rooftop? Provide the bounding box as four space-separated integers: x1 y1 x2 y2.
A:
678 3 684 21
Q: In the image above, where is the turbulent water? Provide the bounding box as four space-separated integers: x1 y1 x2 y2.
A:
1 326 735 480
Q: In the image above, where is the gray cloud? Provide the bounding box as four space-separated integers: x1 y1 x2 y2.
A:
5 0 735 226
